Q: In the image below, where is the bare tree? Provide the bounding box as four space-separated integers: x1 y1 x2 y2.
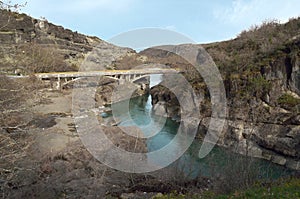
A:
0 1 27 11
0 1 27 30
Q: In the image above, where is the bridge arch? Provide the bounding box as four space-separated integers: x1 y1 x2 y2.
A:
131 75 150 84
33 68 181 90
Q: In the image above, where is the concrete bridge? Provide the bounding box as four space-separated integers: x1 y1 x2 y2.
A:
34 68 181 89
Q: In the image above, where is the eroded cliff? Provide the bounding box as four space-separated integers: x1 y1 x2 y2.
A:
147 19 300 170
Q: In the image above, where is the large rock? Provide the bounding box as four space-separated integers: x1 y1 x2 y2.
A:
152 102 168 117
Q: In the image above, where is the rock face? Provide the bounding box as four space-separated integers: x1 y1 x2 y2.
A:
262 37 300 97
147 20 300 170
1 9 299 170
150 85 181 119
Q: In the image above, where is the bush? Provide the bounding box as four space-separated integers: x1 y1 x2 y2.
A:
277 93 300 110
248 76 271 95
14 43 76 74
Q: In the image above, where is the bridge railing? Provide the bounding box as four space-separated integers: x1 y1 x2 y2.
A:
34 68 182 79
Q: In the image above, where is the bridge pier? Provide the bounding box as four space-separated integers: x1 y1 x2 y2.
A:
57 76 61 90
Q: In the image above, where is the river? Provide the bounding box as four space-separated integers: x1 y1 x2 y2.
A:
104 75 293 179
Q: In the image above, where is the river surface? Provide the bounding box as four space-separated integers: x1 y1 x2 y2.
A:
104 75 293 179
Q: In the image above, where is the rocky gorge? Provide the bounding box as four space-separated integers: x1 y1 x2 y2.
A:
1 8 300 198
146 21 300 170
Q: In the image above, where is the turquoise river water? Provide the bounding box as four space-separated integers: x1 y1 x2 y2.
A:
104 75 294 179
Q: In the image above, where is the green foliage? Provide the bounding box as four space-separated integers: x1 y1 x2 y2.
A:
249 76 271 93
277 93 300 109
153 178 300 199
204 17 300 104
217 178 300 199
235 75 271 100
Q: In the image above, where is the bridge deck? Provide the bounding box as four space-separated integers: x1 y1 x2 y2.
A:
35 68 181 79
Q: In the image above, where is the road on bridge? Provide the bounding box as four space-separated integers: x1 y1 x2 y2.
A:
34 68 182 79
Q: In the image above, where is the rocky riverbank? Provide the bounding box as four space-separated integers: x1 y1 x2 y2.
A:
148 36 300 170
1 8 300 198
150 83 300 170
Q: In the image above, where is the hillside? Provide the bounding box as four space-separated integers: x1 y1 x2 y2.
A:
77 16 300 169
204 18 300 100
137 18 300 170
1 8 299 171
0 8 299 198
0 9 133 74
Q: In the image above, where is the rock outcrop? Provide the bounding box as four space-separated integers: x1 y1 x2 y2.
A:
1 9 299 170
150 85 180 119
147 19 300 170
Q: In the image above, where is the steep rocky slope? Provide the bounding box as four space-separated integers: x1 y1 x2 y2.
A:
0 9 134 74
145 19 300 170
0 8 299 198
53 16 299 169
1 9 299 170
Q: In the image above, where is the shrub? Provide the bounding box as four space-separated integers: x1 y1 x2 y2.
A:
14 43 76 74
250 76 271 92
277 93 300 109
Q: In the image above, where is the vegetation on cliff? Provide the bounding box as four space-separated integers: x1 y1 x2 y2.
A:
145 17 300 194
205 19 300 104
0 6 299 199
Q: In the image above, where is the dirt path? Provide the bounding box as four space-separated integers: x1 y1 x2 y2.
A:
0 89 165 198
30 90 78 158
1 89 209 198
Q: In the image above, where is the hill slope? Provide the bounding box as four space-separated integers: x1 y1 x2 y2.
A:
0 8 299 169
0 9 133 74
139 18 300 170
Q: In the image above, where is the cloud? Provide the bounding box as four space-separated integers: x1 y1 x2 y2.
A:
214 0 300 27
60 0 136 13
165 25 177 31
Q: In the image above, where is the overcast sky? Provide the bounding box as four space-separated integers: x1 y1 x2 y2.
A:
18 0 300 44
